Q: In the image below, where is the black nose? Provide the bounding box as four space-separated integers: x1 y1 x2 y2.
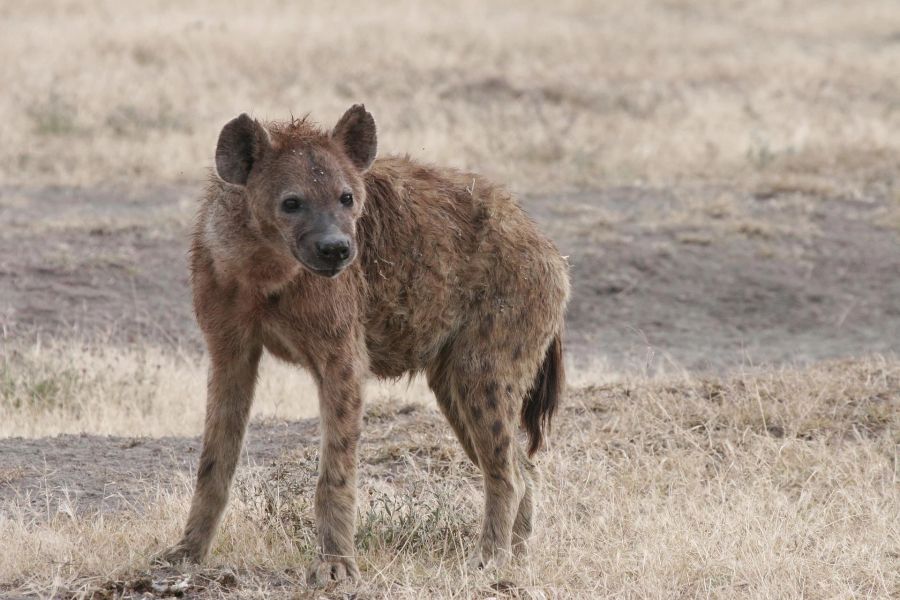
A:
315 235 351 262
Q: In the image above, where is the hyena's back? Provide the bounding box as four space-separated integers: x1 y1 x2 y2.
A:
357 156 570 383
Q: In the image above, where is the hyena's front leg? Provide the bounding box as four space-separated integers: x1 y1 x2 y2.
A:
308 357 364 586
159 340 262 564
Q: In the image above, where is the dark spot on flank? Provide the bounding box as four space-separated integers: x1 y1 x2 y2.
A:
471 405 482 420
479 314 494 337
473 205 489 229
505 384 513 394
267 291 280 305
491 419 503 435
198 458 215 480
224 282 238 302
512 345 523 360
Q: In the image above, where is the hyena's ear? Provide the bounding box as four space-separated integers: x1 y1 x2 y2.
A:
215 113 271 185
331 104 377 172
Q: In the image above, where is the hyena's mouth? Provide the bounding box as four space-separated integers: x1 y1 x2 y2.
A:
309 265 344 278
292 250 353 279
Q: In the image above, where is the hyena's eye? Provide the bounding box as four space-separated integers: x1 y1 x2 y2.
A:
340 192 354 207
281 196 305 213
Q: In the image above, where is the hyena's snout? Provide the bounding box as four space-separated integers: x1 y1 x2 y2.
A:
315 234 352 263
296 228 357 278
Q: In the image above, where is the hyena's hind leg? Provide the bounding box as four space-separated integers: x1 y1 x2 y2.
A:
476 374 538 557
428 329 558 567
511 444 537 554
430 358 521 566
426 352 478 466
458 328 564 565
429 361 537 555
453 366 531 568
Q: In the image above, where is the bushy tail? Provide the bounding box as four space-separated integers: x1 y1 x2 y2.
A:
521 334 564 456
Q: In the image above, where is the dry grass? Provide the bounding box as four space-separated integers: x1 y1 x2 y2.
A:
0 343 436 438
2 0 899 192
1 349 898 598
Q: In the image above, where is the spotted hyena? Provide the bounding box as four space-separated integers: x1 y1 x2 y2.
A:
159 105 569 584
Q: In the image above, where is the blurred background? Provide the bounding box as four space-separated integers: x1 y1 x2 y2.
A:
3 1 899 188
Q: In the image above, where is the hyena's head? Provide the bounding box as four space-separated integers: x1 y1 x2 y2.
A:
214 105 377 278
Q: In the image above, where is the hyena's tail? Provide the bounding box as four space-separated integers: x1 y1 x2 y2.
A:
521 333 564 457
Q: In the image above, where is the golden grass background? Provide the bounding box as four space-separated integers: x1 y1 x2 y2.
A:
2 0 899 192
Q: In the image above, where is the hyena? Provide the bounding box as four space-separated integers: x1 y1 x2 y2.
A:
160 105 569 584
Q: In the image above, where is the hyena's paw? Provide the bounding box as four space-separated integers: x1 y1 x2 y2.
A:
152 542 205 566
467 547 511 571
511 537 530 557
306 555 360 587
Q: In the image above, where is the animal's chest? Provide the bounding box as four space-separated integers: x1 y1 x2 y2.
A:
257 290 354 373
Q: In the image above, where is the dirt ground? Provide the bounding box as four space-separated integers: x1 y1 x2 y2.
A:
0 402 469 523
2 181 899 371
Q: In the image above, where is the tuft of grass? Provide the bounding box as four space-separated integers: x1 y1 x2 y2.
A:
105 102 192 138
1 353 87 413
356 484 478 556
26 93 81 137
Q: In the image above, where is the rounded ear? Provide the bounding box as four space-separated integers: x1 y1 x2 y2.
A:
331 104 377 172
215 113 270 185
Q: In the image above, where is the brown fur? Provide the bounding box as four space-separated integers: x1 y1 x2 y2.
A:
159 106 570 584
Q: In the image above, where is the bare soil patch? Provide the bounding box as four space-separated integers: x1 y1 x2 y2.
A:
0 419 317 515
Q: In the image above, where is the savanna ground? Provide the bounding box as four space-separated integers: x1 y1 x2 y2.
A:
1 1 899 598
